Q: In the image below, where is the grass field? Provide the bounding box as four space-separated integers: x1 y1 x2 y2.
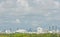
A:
0 33 60 37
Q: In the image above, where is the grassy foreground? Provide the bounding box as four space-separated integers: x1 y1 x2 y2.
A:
0 33 60 37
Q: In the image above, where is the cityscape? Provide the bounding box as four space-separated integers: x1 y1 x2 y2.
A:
0 26 60 34
0 0 60 37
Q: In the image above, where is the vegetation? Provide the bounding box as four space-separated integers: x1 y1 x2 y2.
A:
0 33 60 37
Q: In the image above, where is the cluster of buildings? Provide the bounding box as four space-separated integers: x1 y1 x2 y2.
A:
0 27 60 34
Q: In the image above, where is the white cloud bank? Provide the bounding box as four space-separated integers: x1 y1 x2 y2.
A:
16 19 21 23
0 0 60 25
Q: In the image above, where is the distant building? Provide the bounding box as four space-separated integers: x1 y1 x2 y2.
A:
56 30 59 33
5 30 11 34
28 28 32 32
48 29 60 33
49 31 53 33
37 27 44 34
37 27 49 34
15 29 27 33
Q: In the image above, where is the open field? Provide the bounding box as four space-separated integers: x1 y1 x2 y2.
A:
0 33 60 37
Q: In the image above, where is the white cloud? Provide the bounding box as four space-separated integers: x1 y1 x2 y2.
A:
46 17 53 21
53 16 60 20
16 0 32 11
43 12 52 16
0 0 16 15
54 1 60 8
46 15 60 21
17 0 29 7
0 0 60 25
31 20 43 27
0 1 5 12
16 19 21 23
34 0 41 4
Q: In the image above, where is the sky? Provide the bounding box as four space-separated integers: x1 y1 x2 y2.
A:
0 0 60 31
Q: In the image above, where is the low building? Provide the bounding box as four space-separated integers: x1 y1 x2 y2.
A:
49 31 53 33
5 30 12 34
15 29 27 33
48 30 60 33
37 27 44 34
37 27 49 34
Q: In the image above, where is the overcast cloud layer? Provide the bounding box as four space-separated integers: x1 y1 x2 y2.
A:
0 0 60 30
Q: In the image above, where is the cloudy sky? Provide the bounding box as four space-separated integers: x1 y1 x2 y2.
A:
0 0 60 31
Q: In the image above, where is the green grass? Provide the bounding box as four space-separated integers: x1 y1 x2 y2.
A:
0 33 60 37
